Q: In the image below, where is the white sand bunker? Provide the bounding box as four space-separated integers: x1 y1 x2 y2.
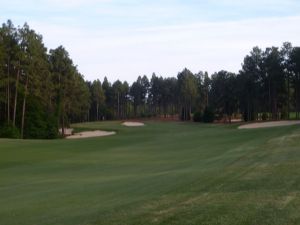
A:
66 130 116 139
122 122 145 127
239 121 300 129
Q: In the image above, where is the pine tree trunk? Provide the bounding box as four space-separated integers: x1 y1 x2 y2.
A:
269 78 271 118
21 74 29 139
61 101 65 136
274 95 278 120
287 74 290 119
189 103 192 121
13 65 20 127
96 102 99 121
295 74 299 119
134 103 137 117
7 58 10 123
247 97 250 121
117 92 120 119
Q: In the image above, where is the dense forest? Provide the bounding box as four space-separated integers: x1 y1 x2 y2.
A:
1 20 300 139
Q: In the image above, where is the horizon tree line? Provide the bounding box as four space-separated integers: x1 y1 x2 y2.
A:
1 20 300 139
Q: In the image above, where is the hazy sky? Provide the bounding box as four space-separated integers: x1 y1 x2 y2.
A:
1 0 300 83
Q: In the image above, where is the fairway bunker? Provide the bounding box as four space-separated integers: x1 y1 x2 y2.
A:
238 120 300 129
122 122 145 127
66 130 116 139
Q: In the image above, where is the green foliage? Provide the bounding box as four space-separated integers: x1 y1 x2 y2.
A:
129 75 149 117
178 68 198 121
202 107 215 123
262 112 268 121
103 108 114 120
281 111 288 120
193 111 202 122
0 21 91 139
243 110 256 122
23 97 58 139
139 111 152 118
1 19 300 139
90 79 105 120
210 71 238 119
45 115 59 139
0 123 20 138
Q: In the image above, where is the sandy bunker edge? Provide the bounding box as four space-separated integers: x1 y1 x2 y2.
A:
238 120 300 129
122 122 145 127
66 130 116 139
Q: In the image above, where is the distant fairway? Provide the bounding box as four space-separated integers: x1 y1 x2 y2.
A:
1 121 300 225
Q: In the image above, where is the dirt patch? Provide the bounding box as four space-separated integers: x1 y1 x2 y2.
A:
238 121 300 129
122 122 145 127
66 130 116 139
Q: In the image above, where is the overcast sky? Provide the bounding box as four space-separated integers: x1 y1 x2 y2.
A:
1 0 300 83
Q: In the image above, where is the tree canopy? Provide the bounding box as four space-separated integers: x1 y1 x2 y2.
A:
1 20 300 138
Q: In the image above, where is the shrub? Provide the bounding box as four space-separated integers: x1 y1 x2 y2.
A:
243 110 256 122
262 112 268 121
140 112 152 118
45 114 59 139
23 97 59 139
0 123 20 138
281 111 288 120
104 108 114 120
193 111 202 122
202 107 215 123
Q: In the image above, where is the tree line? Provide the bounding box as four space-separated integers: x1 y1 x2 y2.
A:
0 21 89 138
1 20 300 138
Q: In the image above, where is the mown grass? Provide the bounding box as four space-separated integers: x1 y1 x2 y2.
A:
1 121 300 225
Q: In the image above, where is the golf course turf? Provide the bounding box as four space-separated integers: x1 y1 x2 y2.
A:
1 121 300 225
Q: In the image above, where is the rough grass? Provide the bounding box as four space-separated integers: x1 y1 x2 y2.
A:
1 121 300 225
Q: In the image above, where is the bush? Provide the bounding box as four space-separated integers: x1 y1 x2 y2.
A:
45 114 59 139
262 112 268 121
0 123 20 138
281 111 288 120
202 107 215 123
23 97 59 139
140 112 152 118
193 111 202 122
104 108 114 120
243 110 256 122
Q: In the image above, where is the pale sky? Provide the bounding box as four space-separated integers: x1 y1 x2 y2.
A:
1 0 300 83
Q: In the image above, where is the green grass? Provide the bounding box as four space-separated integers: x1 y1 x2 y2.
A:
1 121 300 225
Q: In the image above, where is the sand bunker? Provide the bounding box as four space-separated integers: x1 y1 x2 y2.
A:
66 130 116 139
122 122 145 127
239 121 300 129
